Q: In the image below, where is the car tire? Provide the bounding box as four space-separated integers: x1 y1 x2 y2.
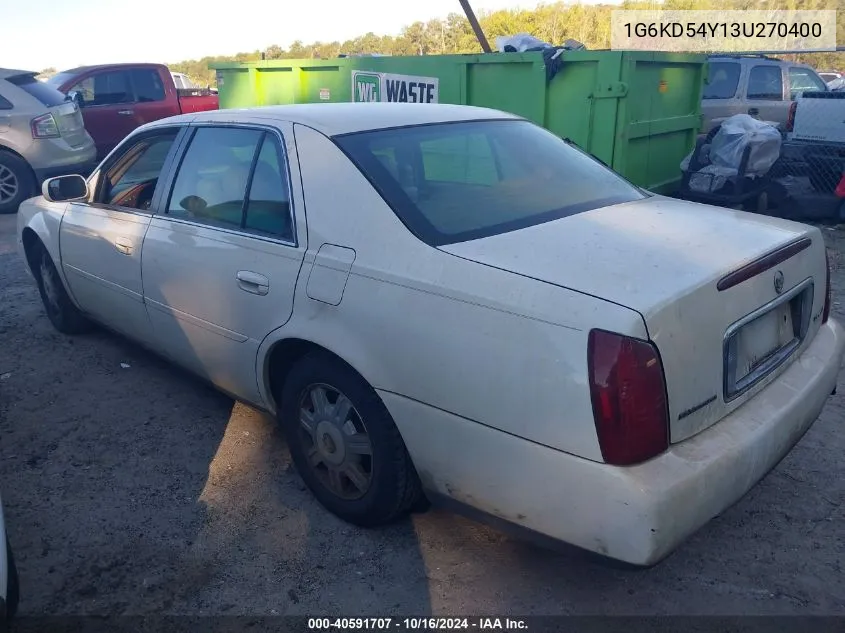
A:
5 536 18 621
279 351 424 527
33 245 91 335
0 152 35 215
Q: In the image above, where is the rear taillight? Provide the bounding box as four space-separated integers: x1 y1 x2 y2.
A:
31 113 59 139
823 250 831 324
835 173 845 199
786 101 797 132
587 329 669 466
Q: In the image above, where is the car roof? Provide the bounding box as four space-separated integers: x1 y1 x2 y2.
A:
0 68 37 80
150 103 521 137
56 63 164 75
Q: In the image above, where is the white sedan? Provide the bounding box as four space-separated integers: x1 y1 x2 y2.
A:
16 103 844 566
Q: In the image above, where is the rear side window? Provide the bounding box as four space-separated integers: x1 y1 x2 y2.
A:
6 73 67 107
0 93 12 110
747 66 784 100
131 69 165 102
167 126 294 241
788 67 827 96
335 119 645 246
703 62 740 99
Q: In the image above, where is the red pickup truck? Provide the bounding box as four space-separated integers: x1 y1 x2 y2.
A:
46 63 218 160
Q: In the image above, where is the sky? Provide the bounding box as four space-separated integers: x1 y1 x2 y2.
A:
1 0 616 72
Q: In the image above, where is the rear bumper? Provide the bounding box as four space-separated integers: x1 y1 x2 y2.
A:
384 318 844 566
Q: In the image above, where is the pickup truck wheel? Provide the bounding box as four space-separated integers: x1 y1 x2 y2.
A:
0 153 35 215
5 535 19 620
34 247 91 335
279 351 423 527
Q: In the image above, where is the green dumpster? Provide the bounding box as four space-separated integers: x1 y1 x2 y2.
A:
211 51 706 193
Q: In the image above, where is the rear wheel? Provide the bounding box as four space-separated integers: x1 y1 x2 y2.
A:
33 245 91 335
279 351 423 527
0 153 35 215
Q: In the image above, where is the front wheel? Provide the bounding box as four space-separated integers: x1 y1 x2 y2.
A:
279 352 423 527
33 246 91 335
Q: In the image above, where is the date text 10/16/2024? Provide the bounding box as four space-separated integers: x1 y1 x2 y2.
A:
308 618 529 631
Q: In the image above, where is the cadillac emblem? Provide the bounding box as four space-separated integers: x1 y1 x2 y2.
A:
774 270 785 294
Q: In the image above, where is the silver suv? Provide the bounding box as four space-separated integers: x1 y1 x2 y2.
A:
0 69 96 213
702 55 828 133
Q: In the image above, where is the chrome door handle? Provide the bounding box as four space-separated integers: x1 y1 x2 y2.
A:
236 270 269 296
114 236 133 255
117 110 134 116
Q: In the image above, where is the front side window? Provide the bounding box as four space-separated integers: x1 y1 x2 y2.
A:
167 126 293 240
72 71 133 107
335 119 645 246
788 67 827 96
747 66 784 100
98 131 179 210
703 62 740 99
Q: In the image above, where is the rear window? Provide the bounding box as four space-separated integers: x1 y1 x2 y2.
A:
703 62 740 99
45 72 79 90
6 73 67 107
335 119 646 246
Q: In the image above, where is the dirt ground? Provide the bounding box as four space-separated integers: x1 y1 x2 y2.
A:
0 211 843 616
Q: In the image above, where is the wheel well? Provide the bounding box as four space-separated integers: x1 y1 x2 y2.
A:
21 227 43 276
266 338 363 409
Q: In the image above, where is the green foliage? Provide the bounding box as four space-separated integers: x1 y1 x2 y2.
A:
169 0 844 87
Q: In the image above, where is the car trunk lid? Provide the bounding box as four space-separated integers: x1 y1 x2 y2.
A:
440 196 828 443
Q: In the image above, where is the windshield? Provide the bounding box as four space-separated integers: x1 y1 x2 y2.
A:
703 62 740 99
7 73 67 107
334 119 645 246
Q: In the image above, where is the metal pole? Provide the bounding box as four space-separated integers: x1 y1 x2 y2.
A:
458 0 492 53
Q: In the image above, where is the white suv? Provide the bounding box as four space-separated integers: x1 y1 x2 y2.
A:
0 68 96 213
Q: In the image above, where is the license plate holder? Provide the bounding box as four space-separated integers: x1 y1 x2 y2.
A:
724 280 814 401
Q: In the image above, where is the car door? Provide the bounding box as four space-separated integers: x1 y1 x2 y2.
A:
70 69 139 158
59 126 185 348
745 64 789 124
141 121 307 405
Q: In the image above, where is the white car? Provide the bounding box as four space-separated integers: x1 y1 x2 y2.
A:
1 494 18 620
16 104 845 566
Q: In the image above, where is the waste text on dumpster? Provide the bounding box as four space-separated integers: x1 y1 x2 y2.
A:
352 71 440 104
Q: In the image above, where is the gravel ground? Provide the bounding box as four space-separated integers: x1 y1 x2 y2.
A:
0 212 843 616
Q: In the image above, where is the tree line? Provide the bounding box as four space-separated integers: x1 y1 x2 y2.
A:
165 0 842 87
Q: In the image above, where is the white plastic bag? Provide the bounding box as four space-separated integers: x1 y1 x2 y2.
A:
689 165 735 193
709 114 781 177
495 33 552 52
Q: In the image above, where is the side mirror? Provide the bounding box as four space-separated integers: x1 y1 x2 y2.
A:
67 91 83 108
42 174 88 202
